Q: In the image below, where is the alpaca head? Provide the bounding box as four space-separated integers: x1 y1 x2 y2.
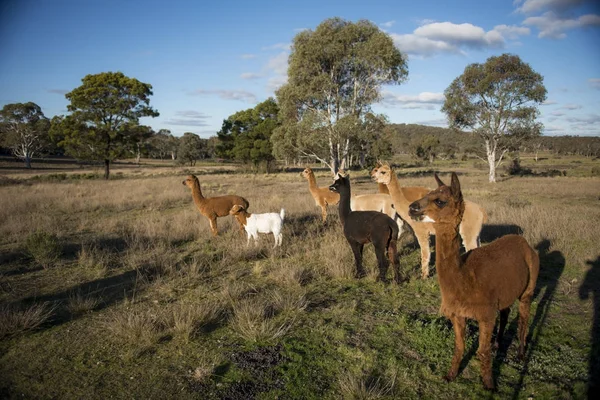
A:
371 163 393 185
328 173 350 194
408 172 464 225
229 204 248 225
301 167 313 179
182 175 199 189
370 161 383 178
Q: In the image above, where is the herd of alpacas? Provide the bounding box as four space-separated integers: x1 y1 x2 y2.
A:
182 164 540 391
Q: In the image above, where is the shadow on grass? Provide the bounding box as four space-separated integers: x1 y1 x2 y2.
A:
479 224 523 244
579 256 600 398
495 239 565 399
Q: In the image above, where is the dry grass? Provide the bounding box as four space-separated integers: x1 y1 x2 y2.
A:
0 302 55 338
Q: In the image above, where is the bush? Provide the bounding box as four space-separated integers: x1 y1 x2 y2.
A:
592 166 600 176
26 230 62 268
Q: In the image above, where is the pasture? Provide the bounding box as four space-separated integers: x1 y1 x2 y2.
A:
0 154 599 399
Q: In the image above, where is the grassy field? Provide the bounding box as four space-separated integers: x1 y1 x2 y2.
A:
0 154 599 399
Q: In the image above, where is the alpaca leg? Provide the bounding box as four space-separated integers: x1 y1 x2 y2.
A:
495 307 510 350
320 204 327 222
517 299 532 360
349 242 366 278
277 233 283 247
374 241 390 283
476 320 495 390
246 234 251 247
416 231 431 279
387 239 402 284
445 316 466 382
209 217 218 236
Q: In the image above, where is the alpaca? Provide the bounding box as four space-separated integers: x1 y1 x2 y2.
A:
372 163 487 278
182 175 249 236
371 162 389 195
301 167 340 222
229 205 285 247
329 173 403 283
302 167 402 232
408 173 539 390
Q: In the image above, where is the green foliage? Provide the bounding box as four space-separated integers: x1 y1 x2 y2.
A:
0 102 51 168
26 230 62 269
217 98 279 171
50 71 159 178
442 53 547 182
274 17 408 173
177 132 208 166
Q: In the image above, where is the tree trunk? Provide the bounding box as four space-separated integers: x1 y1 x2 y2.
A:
104 159 110 180
24 154 31 169
485 140 496 183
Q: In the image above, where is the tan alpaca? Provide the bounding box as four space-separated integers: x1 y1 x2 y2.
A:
182 175 249 236
408 173 539 390
301 167 340 222
372 164 487 278
371 162 389 194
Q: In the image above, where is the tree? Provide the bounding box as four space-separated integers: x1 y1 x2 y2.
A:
273 18 408 174
0 102 50 168
52 71 159 179
177 132 204 166
148 129 178 160
442 54 547 182
411 134 440 163
217 98 279 172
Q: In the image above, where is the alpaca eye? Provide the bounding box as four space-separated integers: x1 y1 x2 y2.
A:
434 199 447 208
381 171 386 174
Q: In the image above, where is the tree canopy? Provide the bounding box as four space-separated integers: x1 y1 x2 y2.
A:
442 53 547 182
216 98 279 171
273 17 408 174
0 102 50 168
51 71 159 178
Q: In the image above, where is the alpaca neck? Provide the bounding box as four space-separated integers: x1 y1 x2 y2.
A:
378 182 389 194
191 182 206 208
338 187 352 226
386 173 411 210
306 173 318 191
434 215 472 301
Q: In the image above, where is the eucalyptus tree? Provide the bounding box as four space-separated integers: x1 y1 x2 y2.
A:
51 71 159 179
0 102 50 168
273 17 408 174
442 54 547 182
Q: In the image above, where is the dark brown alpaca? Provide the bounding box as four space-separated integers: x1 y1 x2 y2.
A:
408 173 539 390
329 174 403 284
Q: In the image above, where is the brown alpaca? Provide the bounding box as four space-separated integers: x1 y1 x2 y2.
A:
372 163 487 278
301 167 340 222
182 175 249 236
408 173 539 390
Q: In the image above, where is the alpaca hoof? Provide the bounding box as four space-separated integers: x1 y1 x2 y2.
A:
355 271 367 279
443 374 456 383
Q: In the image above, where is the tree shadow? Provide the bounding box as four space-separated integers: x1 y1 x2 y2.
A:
579 256 600 398
504 239 565 399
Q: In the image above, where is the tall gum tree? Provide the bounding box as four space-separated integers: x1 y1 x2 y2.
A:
442 54 547 183
0 102 50 168
273 18 408 175
54 71 159 179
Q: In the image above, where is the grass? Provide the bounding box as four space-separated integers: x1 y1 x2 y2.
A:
0 155 599 399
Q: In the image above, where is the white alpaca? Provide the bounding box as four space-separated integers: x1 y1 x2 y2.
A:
229 205 285 247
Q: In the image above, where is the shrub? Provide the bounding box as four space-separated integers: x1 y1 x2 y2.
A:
592 166 600 176
0 302 55 338
26 230 62 268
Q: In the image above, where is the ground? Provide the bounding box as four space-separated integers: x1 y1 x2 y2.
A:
0 153 598 399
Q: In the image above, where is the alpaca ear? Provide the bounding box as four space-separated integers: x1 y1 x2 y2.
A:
450 172 462 199
434 173 445 187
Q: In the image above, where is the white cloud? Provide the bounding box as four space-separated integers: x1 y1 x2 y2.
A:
189 89 257 103
264 51 289 92
381 20 396 28
47 88 69 95
559 103 583 110
262 42 291 51
541 99 558 105
390 21 529 57
380 91 445 109
515 0 587 15
240 72 263 80
589 78 600 89
240 54 257 59
164 110 211 127
415 118 448 127
493 24 531 39
523 11 600 38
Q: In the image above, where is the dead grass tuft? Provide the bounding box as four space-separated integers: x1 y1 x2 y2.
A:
0 302 56 338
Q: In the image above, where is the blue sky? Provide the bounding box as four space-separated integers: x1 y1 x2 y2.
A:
1 0 599 137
